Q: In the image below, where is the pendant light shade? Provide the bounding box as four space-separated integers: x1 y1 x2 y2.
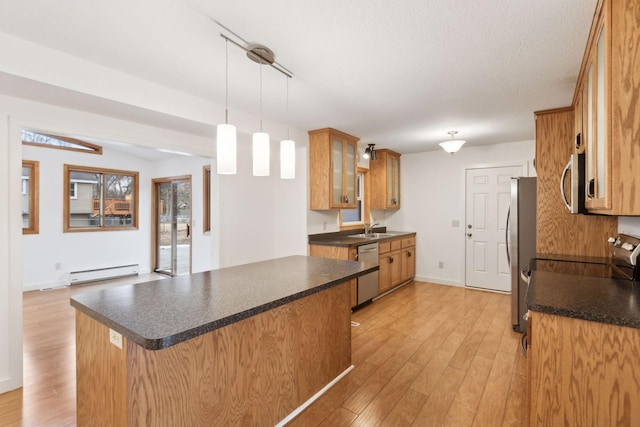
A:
216 39 237 174
438 131 466 154
216 123 237 174
253 132 270 176
280 139 295 179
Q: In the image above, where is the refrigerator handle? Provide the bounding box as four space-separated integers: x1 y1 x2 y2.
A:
505 206 511 265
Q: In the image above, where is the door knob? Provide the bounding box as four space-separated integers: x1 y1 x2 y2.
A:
467 233 472 237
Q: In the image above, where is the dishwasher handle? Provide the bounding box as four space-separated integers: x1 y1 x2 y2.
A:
358 248 378 253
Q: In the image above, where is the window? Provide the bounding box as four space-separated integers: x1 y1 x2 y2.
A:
64 164 138 232
22 130 102 154
22 160 39 234
69 182 78 199
203 165 211 233
340 169 369 229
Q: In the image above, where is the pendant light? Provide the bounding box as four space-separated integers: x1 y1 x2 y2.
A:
216 39 237 175
253 62 270 176
439 131 466 154
280 76 295 179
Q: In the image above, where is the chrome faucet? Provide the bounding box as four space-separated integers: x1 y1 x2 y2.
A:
366 222 379 234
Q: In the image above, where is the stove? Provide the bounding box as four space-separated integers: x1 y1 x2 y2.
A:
531 233 640 281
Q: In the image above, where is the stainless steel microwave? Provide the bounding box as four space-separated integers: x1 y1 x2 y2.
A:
560 153 587 214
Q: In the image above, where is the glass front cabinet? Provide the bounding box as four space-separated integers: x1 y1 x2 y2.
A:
309 128 359 210
370 149 401 210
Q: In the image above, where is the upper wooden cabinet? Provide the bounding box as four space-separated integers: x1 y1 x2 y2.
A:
575 0 640 215
309 128 359 210
370 149 401 210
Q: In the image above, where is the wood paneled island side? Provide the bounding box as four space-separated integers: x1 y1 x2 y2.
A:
70 256 377 426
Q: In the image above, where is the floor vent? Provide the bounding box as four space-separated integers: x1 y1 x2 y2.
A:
70 264 139 285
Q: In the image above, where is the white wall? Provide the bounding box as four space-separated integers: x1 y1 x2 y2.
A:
618 217 640 237
0 105 23 393
213 131 308 267
22 144 153 290
389 140 535 286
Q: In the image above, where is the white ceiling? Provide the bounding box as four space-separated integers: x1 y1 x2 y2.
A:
0 0 597 154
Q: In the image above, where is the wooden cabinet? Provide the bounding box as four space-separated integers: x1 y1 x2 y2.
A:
378 236 415 294
528 311 640 426
534 108 617 258
308 244 358 309
309 128 359 210
575 0 640 214
400 237 416 283
582 3 609 210
370 149 401 209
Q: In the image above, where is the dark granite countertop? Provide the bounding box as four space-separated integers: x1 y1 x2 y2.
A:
308 230 416 247
526 269 640 329
70 255 378 350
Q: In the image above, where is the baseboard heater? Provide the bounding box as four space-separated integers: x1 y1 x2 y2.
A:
70 264 139 285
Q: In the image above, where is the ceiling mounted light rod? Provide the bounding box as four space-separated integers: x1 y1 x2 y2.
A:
218 33 293 78
439 131 466 154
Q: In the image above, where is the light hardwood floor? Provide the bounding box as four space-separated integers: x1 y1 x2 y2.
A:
0 279 526 426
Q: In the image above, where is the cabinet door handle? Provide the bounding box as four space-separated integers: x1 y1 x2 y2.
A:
389 256 394 264
575 132 581 149
587 179 595 199
407 251 412 257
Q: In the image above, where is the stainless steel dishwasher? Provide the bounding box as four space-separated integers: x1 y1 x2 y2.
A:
357 243 379 305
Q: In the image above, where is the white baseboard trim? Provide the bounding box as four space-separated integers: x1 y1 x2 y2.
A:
23 278 69 292
276 364 355 426
414 275 464 287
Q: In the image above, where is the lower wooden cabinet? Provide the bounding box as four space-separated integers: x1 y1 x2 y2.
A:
528 311 640 426
309 244 359 309
379 236 415 294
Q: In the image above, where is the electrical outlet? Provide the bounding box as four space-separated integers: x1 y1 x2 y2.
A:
55 262 61 270
323 221 327 231
452 220 460 227
438 261 444 269
109 329 123 349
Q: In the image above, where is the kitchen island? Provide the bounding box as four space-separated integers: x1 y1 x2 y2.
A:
70 255 377 427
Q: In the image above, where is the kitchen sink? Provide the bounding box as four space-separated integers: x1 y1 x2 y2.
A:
347 233 393 239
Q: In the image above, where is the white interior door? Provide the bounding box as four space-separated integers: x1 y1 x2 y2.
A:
465 166 522 291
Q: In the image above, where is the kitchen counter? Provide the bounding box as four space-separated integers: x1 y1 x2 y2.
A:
71 255 377 350
72 255 374 426
308 230 416 247
526 261 640 329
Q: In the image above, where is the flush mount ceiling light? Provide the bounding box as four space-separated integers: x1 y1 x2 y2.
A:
214 21 294 178
439 131 466 154
363 144 377 160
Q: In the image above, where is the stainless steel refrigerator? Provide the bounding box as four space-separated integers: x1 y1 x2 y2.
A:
507 177 536 333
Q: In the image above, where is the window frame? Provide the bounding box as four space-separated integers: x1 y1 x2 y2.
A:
22 130 103 155
340 167 370 230
203 165 211 233
63 164 139 232
22 160 40 235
